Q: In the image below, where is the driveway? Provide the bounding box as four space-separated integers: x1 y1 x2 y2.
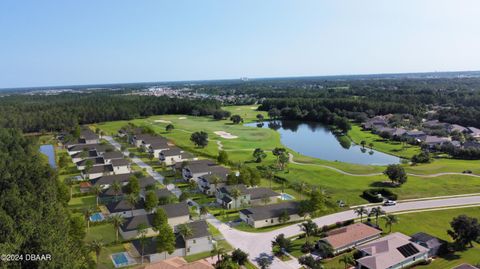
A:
103 136 165 184
207 195 480 269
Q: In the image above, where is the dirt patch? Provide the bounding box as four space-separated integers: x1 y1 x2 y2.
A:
214 131 238 139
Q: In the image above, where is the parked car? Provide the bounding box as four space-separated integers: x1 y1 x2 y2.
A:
383 200 397 206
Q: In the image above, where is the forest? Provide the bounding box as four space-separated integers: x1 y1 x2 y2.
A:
0 91 221 133
0 128 91 268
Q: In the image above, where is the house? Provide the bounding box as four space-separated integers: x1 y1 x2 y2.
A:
91 173 133 189
148 141 171 158
131 134 157 148
111 159 131 174
105 199 147 218
79 181 92 193
130 220 213 262
67 144 106 155
467 127 480 139
403 130 427 142
355 232 429 269
318 223 382 254
216 184 281 209
82 164 114 180
422 120 447 129
71 149 98 163
101 151 124 163
448 124 468 134
463 141 480 149
362 116 389 130
423 135 451 149
100 177 157 203
119 202 190 239
75 157 105 170
142 136 169 150
80 128 100 144
136 257 213 269
239 201 301 228
392 128 407 138
197 173 227 196
159 147 196 166
410 232 445 257
181 160 227 182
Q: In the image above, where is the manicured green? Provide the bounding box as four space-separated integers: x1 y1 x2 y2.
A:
68 195 96 210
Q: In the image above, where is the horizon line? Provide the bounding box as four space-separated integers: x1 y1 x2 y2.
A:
2 69 480 91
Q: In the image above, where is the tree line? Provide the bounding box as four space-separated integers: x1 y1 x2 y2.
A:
0 128 92 268
0 91 222 133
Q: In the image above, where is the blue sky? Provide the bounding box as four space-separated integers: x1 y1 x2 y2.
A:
1 0 480 88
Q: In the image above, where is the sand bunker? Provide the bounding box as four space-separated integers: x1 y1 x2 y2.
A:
154 119 172 123
250 107 257 109
214 131 238 139
178 117 187 120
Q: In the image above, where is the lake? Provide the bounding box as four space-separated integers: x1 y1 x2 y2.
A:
39 144 56 168
245 121 401 165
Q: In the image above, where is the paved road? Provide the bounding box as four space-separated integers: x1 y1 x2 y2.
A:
207 195 480 269
103 136 165 184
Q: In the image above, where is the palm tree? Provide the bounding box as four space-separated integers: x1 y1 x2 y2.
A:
127 193 139 216
89 240 104 266
91 185 102 207
211 175 220 193
369 206 386 226
111 180 121 201
360 140 366 148
199 206 209 219
368 142 374 149
299 220 318 244
338 254 355 269
137 223 148 264
384 214 398 233
354 206 368 222
210 244 226 260
65 177 74 200
230 188 242 209
298 181 308 200
108 214 125 242
177 224 193 256
84 207 93 231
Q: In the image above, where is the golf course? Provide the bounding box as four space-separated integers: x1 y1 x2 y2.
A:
94 105 480 206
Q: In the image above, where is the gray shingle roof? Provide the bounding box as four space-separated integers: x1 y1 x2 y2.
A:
111 158 130 166
183 220 210 240
102 151 124 160
106 198 145 213
246 188 281 200
120 202 189 231
76 157 105 166
92 173 132 186
240 201 300 221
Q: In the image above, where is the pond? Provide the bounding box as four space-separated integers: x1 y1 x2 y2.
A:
39 144 57 169
245 121 401 165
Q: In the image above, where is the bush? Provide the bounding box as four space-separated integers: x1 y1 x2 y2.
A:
362 188 397 203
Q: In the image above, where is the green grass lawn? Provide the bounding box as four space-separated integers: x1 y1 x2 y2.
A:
348 124 421 159
68 195 97 211
95 244 127 269
85 223 117 245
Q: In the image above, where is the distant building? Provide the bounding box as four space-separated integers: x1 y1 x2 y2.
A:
159 147 196 166
215 184 281 209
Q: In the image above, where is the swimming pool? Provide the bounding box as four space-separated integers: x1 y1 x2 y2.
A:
89 212 105 222
111 252 133 268
280 193 295 200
